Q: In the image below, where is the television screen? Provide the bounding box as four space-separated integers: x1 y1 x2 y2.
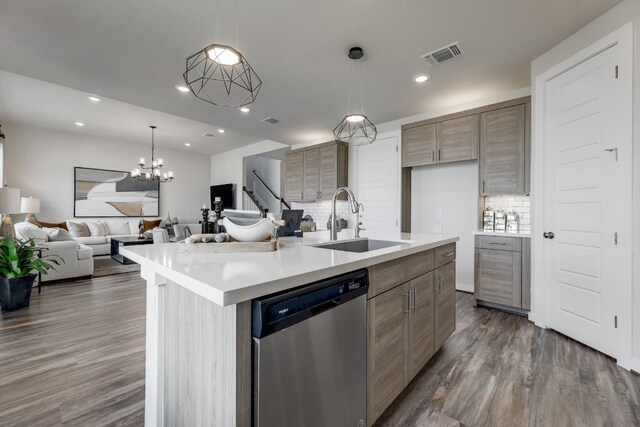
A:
210 184 235 210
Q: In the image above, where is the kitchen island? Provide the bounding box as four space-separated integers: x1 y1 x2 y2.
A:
121 231 459 427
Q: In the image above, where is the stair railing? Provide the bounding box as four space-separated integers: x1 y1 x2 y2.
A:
242 186 268 217
252 170 291 210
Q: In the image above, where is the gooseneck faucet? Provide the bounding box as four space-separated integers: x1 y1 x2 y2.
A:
331 187 362 240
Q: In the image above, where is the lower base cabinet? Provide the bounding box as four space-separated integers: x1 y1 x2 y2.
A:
367 246 456 426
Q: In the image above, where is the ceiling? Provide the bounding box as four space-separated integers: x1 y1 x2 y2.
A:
0 0 620 152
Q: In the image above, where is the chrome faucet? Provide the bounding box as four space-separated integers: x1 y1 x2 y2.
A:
331 187 362 240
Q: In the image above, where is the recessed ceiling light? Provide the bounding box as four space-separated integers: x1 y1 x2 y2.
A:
414 74 430 83
175 85 190 93
184 143 192 147
75 122 85 127
239 107 250 113
218 129 225 133
87 96 100 102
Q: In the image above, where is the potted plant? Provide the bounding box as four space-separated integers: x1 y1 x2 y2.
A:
0 237 60 311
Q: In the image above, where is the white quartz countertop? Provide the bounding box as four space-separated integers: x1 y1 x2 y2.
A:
473 230 531 238
120 230 459 307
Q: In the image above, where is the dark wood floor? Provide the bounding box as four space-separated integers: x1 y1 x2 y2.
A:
1 274 638 426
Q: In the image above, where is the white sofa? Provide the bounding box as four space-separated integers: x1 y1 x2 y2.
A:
68 219 142 256
14 222 94 283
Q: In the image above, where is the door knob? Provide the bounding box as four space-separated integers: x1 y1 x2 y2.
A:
543 232 555 239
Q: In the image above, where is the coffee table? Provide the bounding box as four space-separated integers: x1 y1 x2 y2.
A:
111 236 154 265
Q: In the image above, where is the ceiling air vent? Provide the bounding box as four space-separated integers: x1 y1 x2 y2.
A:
202 132 216 138
261 117 280 125
421 42 464 66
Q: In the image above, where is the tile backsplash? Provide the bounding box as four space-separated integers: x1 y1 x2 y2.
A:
291 200 352 230
484 195 531 233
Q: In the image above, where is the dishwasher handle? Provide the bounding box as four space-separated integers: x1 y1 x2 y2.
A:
310 298 341 316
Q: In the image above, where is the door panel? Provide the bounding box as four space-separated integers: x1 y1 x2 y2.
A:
475 248 522 307
319 145 337 200
303 148 320 202
435 261 456 349
284 152 303 201
436 115 479 163
402 124 436 167
544 42 631 359
408 273 435 379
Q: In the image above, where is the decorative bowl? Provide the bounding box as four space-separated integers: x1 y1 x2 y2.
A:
221 217 276 242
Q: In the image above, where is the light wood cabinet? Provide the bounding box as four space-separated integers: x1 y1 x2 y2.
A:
435 261 456 349
367 284 408 424
303 148 320 202
284 141 348 202
284 151 304 201
402 124 436 167
407 273 435 379
474 236 530 311
479 104 526 195
436 115 479 163
367 245 455 426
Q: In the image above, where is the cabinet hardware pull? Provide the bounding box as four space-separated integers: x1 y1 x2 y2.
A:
403 292 410 314
444 252 455 257
410 289 416 315
436 275 441 295
432 151 435 162
482 180 485 194
438 149 441 161
488 243 507 246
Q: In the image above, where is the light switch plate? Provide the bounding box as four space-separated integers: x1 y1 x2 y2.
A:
436 211 443 219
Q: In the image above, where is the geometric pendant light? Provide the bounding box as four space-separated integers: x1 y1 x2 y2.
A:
333 47 377 146
183 0 262 107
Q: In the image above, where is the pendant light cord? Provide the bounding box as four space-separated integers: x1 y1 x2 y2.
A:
215 0 220 43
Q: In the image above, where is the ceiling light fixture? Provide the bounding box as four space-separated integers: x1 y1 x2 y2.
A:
130 126 175 183
414 74 430 83
75 122 85 127
240 107 250 113
333 47 377 146
175 85 190 93
185 143 192 147
218 129 225 133
88 96 101 102
183 0 262 107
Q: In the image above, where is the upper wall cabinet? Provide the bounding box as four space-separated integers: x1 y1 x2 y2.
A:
436 115 479 163
284 141 348 202
402 124 436 167
479 104 527 196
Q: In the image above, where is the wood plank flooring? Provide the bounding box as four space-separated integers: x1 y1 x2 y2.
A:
1 274 638 426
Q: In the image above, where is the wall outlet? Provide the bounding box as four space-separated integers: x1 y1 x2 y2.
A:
436 211 443 219
433 224 442 233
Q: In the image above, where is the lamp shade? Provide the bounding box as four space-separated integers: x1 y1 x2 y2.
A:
0 188 21 214
20 197 40 214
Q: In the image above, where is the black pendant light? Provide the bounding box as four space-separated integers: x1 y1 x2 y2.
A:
333 47 377 146
183 0 262 107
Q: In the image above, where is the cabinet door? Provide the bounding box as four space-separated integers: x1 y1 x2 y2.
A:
319 144 337 200
402 124 436 167
479 104 526 195
436 115 479 163
367 285 408 424
435 261 456 349
303 148 320 201
284 151 304 202
475 248 522 308
408 273 435 379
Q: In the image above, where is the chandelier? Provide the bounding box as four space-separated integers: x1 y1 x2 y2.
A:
183 0 262 107
333 47 377 146
131 126 175 183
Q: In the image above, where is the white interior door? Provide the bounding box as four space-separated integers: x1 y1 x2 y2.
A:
544 42 632 359
354 137 400 233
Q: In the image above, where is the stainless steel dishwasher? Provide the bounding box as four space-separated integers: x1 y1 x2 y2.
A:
252 269 368 427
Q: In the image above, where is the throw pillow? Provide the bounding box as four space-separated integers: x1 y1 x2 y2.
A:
66 221 91 238
143 219 162 232
104 220 130 235
38 220 69 231
25 213 39 225
14 222 49 243
86 221 108 236
42 227 73 242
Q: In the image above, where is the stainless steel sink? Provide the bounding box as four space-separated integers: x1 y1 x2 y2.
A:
313 239 404 253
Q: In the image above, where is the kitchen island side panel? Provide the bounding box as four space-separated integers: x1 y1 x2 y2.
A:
163 279 251 427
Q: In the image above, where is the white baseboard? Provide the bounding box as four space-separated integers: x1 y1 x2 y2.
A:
630 358 640 374
456 283 473 293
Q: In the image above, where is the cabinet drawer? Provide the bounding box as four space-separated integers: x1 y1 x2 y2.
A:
475 235 521 252
435 243 456 267
368 249 434 297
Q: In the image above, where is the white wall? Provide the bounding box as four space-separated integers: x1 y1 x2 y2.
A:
3 121 210 223
210 140 288 208
530 0 640 371
411 162 479 292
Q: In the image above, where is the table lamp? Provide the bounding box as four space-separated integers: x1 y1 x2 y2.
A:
21 196 41 225
0 187 22 238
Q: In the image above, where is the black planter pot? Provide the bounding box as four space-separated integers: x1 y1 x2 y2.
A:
0 274 37 312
